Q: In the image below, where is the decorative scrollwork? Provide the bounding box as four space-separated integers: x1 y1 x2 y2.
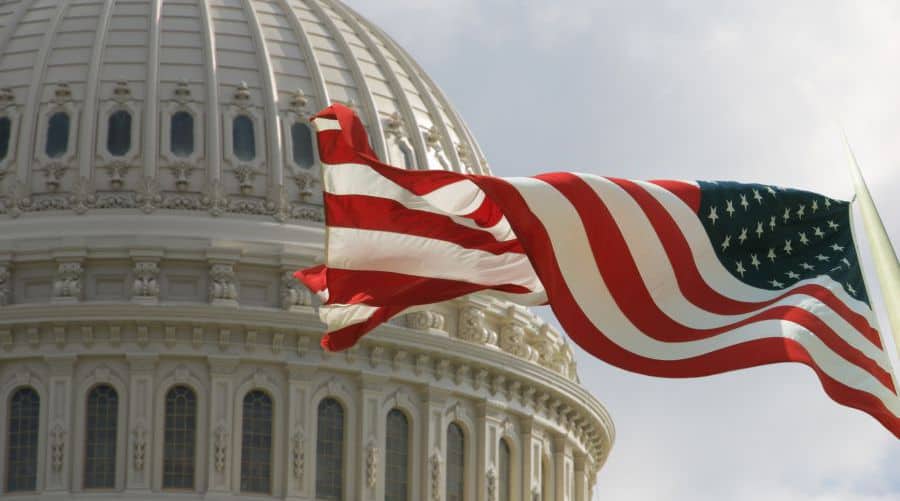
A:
132 422 147 471
214 423 229 472
132 262 160 299
292 429 305 480
53 262 83 300
50 423 66 472
0 264 10 306
366 441 378 488
458 306 497 346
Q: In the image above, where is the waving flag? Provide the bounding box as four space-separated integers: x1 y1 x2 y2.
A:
296 104 900 437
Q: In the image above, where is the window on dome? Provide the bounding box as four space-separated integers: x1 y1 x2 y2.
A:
5 387 39 493
499 438 511 501
240 390 272 494
232 115 255 161
446 423 465 501
163 385 197 490
45 112 70 158
385 409 410 501
170 112 194 158
84 385 118 489
315 398 344 500
106 110 131 156
0 117 11 162
291 122 314 168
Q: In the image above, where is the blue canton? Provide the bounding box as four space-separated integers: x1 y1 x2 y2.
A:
697 181 868 305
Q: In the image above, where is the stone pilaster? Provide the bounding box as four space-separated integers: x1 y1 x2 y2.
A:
44 355 75 491
553 435 571 501
574 452 591 501
420 387 447 501
285 366 314 499
126 354 157 490
477 402 504 501
207 356 239 493
358 375 386 501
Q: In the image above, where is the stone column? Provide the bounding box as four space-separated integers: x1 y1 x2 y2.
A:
553 436 571 501
476 402 503 501
420 386 447 501
44 355 75 491
520 418 540 501
574 452 591 501
126 355 157 490
357 375 387 501
284 366 314 499
207 357 239 493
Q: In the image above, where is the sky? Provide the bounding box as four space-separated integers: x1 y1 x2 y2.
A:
343 1 900 500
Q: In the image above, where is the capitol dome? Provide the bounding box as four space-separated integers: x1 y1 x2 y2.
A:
0 1 613 500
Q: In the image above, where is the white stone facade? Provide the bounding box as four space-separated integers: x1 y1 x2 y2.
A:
0 1 614 500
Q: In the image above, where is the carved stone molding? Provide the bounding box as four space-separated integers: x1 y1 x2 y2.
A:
291 428 305 481
281 271 311 310
0 263 10 306
52 262 83 302
132 261 160 303
459 306 497 346
50 423 66 472
430 450 441 501
500 323 539 362
366 441 378 488
214 422 229 472
405 310 446 333
132 422 147 471
209 263 238 306
487 467 497 501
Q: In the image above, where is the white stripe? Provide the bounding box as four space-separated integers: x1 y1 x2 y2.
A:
324 162 517 242
577 176 890 371
313 117 341 132
327 226 544 292
318 302 380 332
508 177 900 416
635 179 877 324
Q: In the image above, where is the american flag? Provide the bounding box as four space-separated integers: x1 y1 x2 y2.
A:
296 104 900 438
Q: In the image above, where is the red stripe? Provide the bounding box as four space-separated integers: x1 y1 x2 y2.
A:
312 267 531 307
469 174 900 437
324 193 525 255
614 178 882 348
649 179 700 212
535 172 892 391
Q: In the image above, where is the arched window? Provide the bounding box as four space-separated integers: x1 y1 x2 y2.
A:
291 122 314 168
385 409 410 501
498 438 511 501
84 385 118 489
446 423 465 501
106 110 132 156
170 111 194 158
163 386 197 489
316 398 344 500
232 115 255 161
45 112 70 158
5 388 39 492
0 116 10 162
240 390 272 494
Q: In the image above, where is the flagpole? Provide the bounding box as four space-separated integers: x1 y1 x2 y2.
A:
842 134 900 360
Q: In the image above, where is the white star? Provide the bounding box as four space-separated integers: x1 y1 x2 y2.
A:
750 254 761 270
842 257 852 268
767 186 777 196
755 221 764 238
811 200 819 212
782 208 791 222
725 200 735 218
707 206 719 225
846 282 856 295
827 220 839 230
800 262 815 271
816 254 830 262
796 204 805 219
721 235 732 251
738 228 748 244
767 248 777 262
736 261 746 277
769 216 777 230
783 240 793 255
830 266 842 272
786 271 800 280
753 189 763 204
798 232 809 246
769 279 784 288
739 194 749 210
813 226 825 238
825 199 832 208
830 243 845 252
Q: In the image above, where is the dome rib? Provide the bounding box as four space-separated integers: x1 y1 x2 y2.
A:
243 0 285 189
198 0 223 184
358 17 467 173
327 0 430 171
143 0 163 180
275 0 331 111
0 0 33 58
78 0 115 181
305 0 387 160
17 0 69 184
